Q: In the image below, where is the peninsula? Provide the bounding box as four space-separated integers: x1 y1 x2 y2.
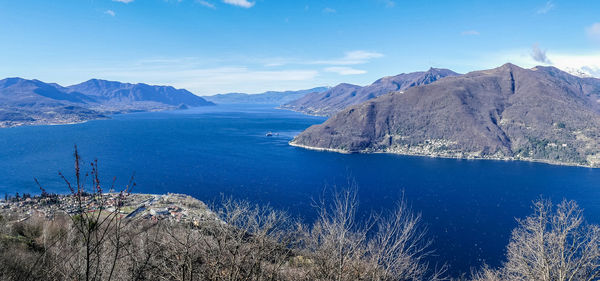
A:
291 63 600 168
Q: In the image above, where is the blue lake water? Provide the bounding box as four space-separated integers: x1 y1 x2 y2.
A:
1 104 599 276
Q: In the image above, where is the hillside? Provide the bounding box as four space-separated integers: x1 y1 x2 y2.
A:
291 63 600 167
281 68 459 116
203 86 329 105
0 78 213 128
68 79 213 110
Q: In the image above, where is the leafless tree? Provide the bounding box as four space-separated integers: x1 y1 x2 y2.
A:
144 196 301 281
504 199 600 281
304 188 446 281
368 199 446 281
471 198 600 281
469 265 502 281
45 146 137 281
303 188 370 280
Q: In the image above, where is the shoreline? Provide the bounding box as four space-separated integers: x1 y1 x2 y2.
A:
288 141 352 154
0 119 96 129
276 106 330 118
289 141 596 169
0 106 204 130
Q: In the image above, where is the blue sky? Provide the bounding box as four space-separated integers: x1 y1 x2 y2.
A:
0 0 599 95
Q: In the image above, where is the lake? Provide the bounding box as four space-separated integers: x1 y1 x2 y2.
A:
1 104 599 276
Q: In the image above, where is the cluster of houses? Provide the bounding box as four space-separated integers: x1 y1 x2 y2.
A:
1 192 217 225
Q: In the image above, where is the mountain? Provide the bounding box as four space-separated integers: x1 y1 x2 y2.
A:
68 79 213 111
0 78 213 128
281 68 459 116
0 78 105 128
0 78 94 105
203 87 329 105
291 63 600 167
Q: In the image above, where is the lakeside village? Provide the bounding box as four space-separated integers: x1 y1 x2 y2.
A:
0 191 217 225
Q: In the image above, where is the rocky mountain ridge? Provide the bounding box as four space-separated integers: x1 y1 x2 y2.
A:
291 63 600 167
0 78 213 128
281 68 459 116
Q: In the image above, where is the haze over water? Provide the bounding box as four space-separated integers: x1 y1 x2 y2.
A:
1 104 599 276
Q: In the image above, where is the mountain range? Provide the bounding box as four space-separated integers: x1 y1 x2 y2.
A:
291 63 600 167
281 68 459 116
0 78 213 128
202 87 329 105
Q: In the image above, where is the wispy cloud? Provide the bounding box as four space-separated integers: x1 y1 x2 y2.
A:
222 0 254 8
312 50 384 65
197 0 216 9
113 0 134 3
461 30 480 36
530 43 552 64
322 7 336 13
380 0 395 8
262 58 289 67
324 67 366 75
536 1 555 14
587 23 600 42
254 51 384 67
86 58 319 94
59 50 385 93
104 10 116 16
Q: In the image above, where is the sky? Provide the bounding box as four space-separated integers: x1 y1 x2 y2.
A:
0 0 599 95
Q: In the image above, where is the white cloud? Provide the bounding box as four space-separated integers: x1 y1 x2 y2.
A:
480 48 600 78
222 0 254 8
461 30 480 36
113 0 134 3
312 50 384 65
104 10 116 16
322 7 336 13
548 53 600 77
344 50 383 61
324 67 367 75
587 23 600 42
530 43 552 64
536 1 555 14
436 47 600 79
87 59 319 94
197 0 216 9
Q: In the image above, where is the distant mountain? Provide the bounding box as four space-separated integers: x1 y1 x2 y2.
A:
69 79 213 108
0 78 94 105
281 68 459 116
0 78 213 128
0 78 104 128
291 63 600 167
203 87 329 105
